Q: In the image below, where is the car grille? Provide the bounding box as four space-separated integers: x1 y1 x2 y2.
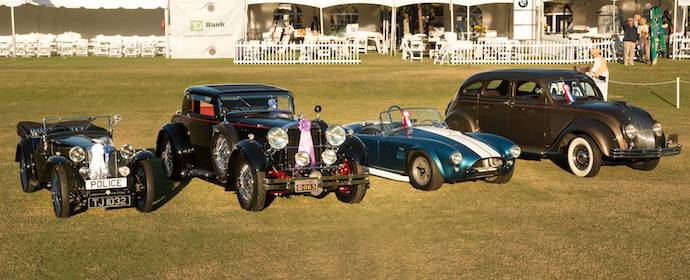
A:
471 157 503 173
284 126 325 168
627 109 655 149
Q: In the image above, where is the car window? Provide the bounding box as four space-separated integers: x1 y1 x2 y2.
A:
482 80 510 98
462 82 482 96
191 95 215 117
578 80 600 98
515 81 543 99
549 80 584 102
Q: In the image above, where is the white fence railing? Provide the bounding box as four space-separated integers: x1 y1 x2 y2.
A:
671 35 690 60
234 41 360 65
435 39 616 65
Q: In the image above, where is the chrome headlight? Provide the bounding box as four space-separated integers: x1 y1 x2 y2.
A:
624 124 638 139
295 151 311 167
321 150 338 165
267 127 289 150
653 122 663 137
325 125 347 146
118 166 130 177
69 146 86 162
120 144 136 159
450 151 463 165
510 145 522 158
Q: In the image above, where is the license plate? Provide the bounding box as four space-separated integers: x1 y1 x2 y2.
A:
85 178 127 190
88 195 131 208
294 179 319 193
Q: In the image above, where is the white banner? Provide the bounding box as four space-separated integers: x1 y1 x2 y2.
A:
680 0 690 6
170 0 244 59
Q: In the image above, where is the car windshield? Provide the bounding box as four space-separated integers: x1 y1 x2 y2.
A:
379 108 444 131
548 79 602 102
43 115 112 133
220 94 294 114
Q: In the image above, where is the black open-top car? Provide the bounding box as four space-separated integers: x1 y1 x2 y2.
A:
15 115 155 218
156 84 369 211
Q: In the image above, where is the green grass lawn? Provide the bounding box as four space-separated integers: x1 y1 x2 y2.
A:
1 55 689 279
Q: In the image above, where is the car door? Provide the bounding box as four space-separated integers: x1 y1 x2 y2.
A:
476 79 512 138
510 80 547 153
378 130 412 173
356 131 381 167
186 94 218 170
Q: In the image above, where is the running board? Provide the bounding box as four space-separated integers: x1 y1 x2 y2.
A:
366 167 410 182
182 169 215 178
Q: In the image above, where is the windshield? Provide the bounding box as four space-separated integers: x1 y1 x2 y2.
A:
43 115 112 133
379 108 444 131
220 94 294 114
548 79 602 102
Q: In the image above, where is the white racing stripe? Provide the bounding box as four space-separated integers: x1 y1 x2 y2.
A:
415 127 502 158
366 167 410 182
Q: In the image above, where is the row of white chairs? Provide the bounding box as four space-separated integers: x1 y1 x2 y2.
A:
0 33 167 58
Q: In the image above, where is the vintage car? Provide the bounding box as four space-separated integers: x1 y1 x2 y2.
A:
156 84 369 211
15 115 155 218
345 106 521 190
445 69 682 177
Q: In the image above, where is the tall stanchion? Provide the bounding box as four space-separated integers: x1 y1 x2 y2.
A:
677 77 681 109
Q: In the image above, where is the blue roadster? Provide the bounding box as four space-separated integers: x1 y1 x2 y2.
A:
345 106 521 190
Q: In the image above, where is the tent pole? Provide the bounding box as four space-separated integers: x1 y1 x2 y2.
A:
450 0 454 33
320 7 324 35
466 5 470 40
392 6 396 56
612 0 616 34
165 0 170 58
11 5 16 58
673 0 678 34
244 0 248 41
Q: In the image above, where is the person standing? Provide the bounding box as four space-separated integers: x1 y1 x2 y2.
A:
588 49 610 101
623 17 639 66
637 18 650 63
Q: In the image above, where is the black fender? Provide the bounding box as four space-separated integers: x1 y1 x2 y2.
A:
16 138 36 182
42 155 73 181
547 119 617 157
227 139 268 189
445 109 478 132
156 122 193 164
125 150 155 166
338 135 367 165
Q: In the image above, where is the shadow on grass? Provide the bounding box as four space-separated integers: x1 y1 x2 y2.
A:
649 91 676 108
150 157 190 211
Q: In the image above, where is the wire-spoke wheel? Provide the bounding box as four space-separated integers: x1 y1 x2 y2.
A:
134 160 155 213
18 152 39 193
50 165 72 218
335 160 367 204
211 134 231 182
407 151 444 191
566 136 601 177
160 135 181 180
235 155 268 211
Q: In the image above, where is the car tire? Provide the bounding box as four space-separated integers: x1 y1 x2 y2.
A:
19 152 39 193
160 134 182 181
235 154 269 212
335 160 367 204
627 158 660 171
134 160 155 213
50 165 72 218
485 162 515 184
210 132 233 183
566 135 602 177
407 151 444 191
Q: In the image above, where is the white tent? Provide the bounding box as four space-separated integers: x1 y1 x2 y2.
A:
1 0 26 56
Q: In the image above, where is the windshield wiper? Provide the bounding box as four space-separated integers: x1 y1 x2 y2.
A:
237 97 253 109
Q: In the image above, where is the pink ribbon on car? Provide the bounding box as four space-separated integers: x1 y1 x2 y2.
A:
298 118 316 167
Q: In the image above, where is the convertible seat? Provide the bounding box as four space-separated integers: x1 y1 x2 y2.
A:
16 121 43 137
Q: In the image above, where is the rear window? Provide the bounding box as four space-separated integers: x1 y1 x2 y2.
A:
191 95 215 117
482 80 510 98
462 82 483 96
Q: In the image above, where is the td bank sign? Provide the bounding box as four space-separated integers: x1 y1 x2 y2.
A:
190 20 226 32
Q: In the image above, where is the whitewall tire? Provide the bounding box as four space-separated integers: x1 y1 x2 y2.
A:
566 136 602 178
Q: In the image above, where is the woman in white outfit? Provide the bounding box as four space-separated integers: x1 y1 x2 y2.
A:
588 48 609 101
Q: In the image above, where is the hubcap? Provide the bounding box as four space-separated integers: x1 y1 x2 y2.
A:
213 136 230 176
412 157 431 186
162 141 174 177
237 164 254 202
573 145 591 170
51 172 62 215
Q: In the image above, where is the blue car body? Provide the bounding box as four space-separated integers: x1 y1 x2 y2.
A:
345 106 519 185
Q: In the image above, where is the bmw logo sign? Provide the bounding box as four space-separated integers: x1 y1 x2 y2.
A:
518 0 528 8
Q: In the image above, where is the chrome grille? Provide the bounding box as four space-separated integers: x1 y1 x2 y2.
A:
284 126 324 167
627 108 655 149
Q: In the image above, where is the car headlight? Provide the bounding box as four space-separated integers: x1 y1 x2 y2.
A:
295 151 311 167
325 125 347 146
653 122 663 137
120 144 136 159
450 151 462 165
510 145 522 158
624 124 638 139
69 146 86 162
321 150 338 165
118 166 130 177
267 127 288 150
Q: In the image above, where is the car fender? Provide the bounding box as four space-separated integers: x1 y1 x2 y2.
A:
549 119 617 157
156 122 193 164
16 139 36 181
227 140 267 189
125 150 155 166
445 109 478 132
41 155 73 180
405 145 451 180
338 136 367 165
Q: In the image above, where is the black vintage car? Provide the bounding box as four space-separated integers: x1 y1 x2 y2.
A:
445 69 681 177
15 116 155 218
155 84 369 211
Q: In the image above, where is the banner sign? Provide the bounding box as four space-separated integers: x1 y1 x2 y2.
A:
680 0 690 6
513 0 537 40
170 0 244 59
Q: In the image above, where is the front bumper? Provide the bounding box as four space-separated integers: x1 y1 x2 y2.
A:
263 174 369 192
610 146 682 159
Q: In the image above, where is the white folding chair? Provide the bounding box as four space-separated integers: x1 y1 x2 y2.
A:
93 36 110 56
74 39 88 56
409 37 425 61
109 36 123 58
123 37 141 57
141 36 156 57
0 38 10 57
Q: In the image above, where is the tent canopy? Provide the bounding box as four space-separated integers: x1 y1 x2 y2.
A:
2 0 165 9
0 0 25 7
245 0 515 8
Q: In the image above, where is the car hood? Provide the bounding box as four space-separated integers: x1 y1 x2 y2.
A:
409 126 505 159
571 100 653 123
53 134 114 150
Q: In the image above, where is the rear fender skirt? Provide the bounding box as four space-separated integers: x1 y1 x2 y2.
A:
156 123 193 165
338 136 367 165
227 140 267 189
548 120 617 157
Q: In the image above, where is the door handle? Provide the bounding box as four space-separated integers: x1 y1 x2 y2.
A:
503 100 515 106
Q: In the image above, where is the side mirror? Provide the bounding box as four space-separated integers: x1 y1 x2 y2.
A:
113 114 122 125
